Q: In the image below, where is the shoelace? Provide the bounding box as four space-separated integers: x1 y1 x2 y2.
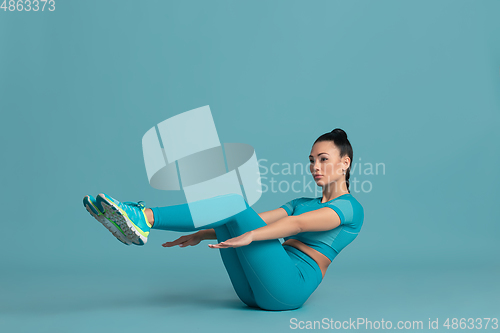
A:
123 201 146 210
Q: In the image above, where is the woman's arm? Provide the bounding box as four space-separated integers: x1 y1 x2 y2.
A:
258 208 289 225
198 208 289 240
251 207 341 241
198 229 217 240
209 207 342 248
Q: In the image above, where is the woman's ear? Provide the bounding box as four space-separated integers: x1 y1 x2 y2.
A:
343 156 351 170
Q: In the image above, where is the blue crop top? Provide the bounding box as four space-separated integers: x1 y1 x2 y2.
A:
279 193 364 261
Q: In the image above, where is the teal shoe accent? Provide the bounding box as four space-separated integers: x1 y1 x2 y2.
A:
83 195 131 245
83 194 103 216
96 193 151 246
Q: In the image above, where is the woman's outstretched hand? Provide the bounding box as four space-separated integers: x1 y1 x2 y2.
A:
162 232 204 248
208 231 254 249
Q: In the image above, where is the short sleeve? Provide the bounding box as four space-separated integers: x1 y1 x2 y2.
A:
325 199 355 227
280 197 308 216
325 204 346 226
325 197 364 233
280 199 295 216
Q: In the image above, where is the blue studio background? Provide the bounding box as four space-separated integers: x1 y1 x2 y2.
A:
1 1 499 332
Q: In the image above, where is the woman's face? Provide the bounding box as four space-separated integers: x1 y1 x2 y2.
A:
309 141 350 189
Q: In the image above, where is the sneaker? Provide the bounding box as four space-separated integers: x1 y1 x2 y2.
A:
96 193 152 245
83 195 132 245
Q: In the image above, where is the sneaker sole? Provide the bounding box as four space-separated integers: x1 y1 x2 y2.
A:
83 196 132 246
97 195 147 246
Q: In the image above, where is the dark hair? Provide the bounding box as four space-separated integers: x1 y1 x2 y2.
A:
313 128 353 193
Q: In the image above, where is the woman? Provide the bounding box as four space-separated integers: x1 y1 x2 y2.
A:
83 128 364 311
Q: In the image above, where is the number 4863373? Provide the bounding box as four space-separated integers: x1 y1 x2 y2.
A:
1 0 55 11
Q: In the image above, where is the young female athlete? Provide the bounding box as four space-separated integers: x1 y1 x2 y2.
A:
83 128 364 311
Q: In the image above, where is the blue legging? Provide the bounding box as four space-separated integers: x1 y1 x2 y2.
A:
150 196 323 311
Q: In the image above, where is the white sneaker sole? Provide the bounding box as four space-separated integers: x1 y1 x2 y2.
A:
98 195 148 246
84 200 132 245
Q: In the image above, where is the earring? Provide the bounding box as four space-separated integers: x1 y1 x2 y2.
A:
342 169 345 175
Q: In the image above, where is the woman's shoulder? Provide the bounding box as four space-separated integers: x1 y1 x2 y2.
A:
324 193 364 229
282 196 317 204
279 196 317 215
345 194 364 214
294 196 317 204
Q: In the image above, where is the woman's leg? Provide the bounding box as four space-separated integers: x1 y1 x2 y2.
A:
221 206 322 311
213 225 259 308
150 195 259 307
150 194 322 311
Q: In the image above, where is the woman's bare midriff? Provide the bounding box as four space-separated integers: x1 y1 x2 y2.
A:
282 239 331 279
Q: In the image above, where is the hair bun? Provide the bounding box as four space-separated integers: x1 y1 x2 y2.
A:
331 128 348 138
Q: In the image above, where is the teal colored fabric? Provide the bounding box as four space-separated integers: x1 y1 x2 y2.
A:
151 198 322 311
280 194 364 261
